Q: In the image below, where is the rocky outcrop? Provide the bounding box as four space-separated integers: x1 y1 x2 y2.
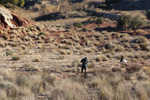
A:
0 7 31 30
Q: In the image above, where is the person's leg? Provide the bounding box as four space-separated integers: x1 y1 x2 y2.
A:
81 67 83 73
84 67 86 73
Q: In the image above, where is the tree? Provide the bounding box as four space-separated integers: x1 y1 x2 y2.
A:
18 0 25 7
96 17 103 27
129 16 144 33
117 14 132 28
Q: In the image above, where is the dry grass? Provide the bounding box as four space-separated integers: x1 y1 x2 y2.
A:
49 79 88 100
1 6 150 100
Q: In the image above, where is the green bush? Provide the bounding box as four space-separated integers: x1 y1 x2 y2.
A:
129 16 144 33
73 22 83 28
38 32 46 37
96 17 103 27
81 28 88 32
117 14 132 28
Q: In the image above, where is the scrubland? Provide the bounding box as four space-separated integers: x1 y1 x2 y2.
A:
1 0 150 99
0 18 150 100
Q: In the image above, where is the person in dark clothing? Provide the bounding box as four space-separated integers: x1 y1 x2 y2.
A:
120 55 127 62
120 55 124 62
81 57 88 73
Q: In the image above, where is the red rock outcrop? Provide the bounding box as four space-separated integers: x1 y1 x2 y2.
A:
0 7 32 30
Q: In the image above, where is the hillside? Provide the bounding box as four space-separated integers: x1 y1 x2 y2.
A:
0 0 150 100
112 0 150 10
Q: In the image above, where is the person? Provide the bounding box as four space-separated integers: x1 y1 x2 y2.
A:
120 55 127 62
81 57 88 73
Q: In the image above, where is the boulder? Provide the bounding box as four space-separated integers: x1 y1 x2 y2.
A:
0 6 31 30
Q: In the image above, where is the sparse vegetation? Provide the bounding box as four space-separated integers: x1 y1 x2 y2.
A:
12 56 20 61
96 17 103 27
0 1 150 100
117 14 132 28
129 16 145 33
73 22 83 28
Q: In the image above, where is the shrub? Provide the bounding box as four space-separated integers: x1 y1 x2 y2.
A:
50 79 88 100
88 17 97 23
88 77 101 88
95 55 108 62
126 64 142 73
73 22 83 28
105 43 116 51
32 58 40 62
146 9 150 20
117 14 132 28
129 16 144 33
81 28 88 32
38 32 46 37
115 45 124 52
112 67 122 72
96 17 103 27
59 50 66 55
0 81 19 98
12 56 20 61
133 36 148 43
0 35 8 40
42 73 56 87
6 50 13 56
139 43 148 50
16 75 30 87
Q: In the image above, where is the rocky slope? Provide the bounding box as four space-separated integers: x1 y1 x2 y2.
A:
0 7 31 30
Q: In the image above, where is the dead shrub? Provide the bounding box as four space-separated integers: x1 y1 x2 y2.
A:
16 74 30 87
112 67 122 72
33 58 40 62
6 50 13 56
95 55 108 62
88 61 95 68
0 81 19 98
50 79 88 100
139 43 149 50
131 43 140 50
126 64 142 73
71 59 81 67
59 50 66 55
135 84 148 100
84 48 94 54
88 77 101 88
105 43 116 51
133 36 148 43
12 56 20 61
115 45 124 52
